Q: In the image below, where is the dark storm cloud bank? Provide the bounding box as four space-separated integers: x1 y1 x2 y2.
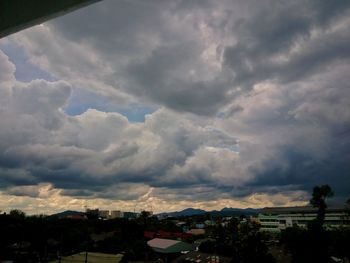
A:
247 146 350 196
1 0 350 203
223 0 350 87
40 0 350 115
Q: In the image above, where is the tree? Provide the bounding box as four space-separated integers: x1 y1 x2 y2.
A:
9 209 26 219
282 186 336 263
138 211 151 228
346 198 350 209
237 221 275 263
310 185 333 224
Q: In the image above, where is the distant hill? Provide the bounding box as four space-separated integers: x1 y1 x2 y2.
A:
213 207 260 217
221 207 258 213
159 208 207 217
51 210 85 218
158 207 260 217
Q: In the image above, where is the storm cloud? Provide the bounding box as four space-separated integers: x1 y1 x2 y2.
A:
0 0 349 213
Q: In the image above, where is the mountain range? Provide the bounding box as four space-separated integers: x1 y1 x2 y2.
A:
158 207 260 217
50 210 85 218
51 207 261 218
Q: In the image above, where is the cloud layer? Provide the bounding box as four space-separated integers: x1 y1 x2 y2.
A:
0 0 349 213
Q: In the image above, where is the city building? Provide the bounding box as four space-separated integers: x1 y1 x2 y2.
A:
258 206 350 233
98 210 110 219
123 211 138 219
110 210 124 219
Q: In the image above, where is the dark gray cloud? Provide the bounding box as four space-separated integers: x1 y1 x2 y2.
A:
217 61 350 200
224 1 350 88
11 0 349 115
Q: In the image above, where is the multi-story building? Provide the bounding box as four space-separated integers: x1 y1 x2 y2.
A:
258 206 350 233
123 211 138 219
86 208 140 220
98 210 110 219
110 210 124 219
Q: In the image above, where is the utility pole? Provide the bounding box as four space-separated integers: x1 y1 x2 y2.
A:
85 224 89 263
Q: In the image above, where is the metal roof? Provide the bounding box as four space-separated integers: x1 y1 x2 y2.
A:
147 238 195 254
147 238 180 249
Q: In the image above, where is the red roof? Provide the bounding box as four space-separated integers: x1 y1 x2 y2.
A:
144 231 156 239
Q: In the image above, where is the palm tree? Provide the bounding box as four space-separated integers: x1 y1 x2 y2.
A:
310 185 334 224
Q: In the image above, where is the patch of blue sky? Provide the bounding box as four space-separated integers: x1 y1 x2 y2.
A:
64 88 156 122
0 41 55 82
207 143 240 153
0 41 156 123
218 144 240 153
216 111 226 119
204 126 240 153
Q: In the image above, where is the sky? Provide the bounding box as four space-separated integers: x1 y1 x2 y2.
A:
0 0 349 215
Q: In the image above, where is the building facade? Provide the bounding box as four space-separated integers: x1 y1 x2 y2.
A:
110 210 124 219
258 206 350 233
98 210 110 219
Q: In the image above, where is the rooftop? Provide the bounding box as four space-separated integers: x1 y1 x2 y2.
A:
50 252 123 263
147 238 195 254
261 206 346 214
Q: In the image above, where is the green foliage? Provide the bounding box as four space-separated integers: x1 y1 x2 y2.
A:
9 209 26 219
199 218 275 263
281 225 350 263
281 186 350 263
85 210 99 220
328 228 350 260
236 222 275 263
0 213 148 262
198 240 216 254
346 198 350 215
281 184 335 263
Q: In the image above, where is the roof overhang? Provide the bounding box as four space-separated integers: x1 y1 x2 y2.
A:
0 0 102 39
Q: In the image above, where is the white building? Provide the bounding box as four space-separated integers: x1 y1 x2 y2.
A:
110 210 124 219
258 206 350 233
